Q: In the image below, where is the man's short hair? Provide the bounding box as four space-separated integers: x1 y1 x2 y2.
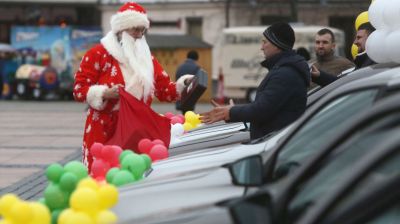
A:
187 50 199 61
317 28 335 43
358 22 376 35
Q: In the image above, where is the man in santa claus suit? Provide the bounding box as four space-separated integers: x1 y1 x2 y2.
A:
73 2 193 170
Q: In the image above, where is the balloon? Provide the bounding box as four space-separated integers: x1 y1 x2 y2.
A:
101 145 115 159
385 30 400 63
138 138 154 154
51 209 62 224
44 184 69 210
30 202 51 224
77 178 99 191
140 154 152 170
121 154 146 179
171 123 185 137
63 211 94 224
152 139 165 146
164 112 175 119
0 194 19 219
70 188 99 213
351 44 359 59
149 145 169 162
110 145 123 166
382 0 400 29
46 164 64 183
98 185 119 209
369 0 388 29
106 167 120 183
184 111 200 126
59 172 78 192
366 30 390 63
96 210 118 224
90 142 104 158
355 11 369 30
64 161 88 180
170 116 182 124
119 150 133 162
10 201 33 223
111 170 135 187
91 159 109 178
183 122 194 131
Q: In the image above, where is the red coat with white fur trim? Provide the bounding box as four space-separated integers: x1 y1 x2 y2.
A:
73 43 181 168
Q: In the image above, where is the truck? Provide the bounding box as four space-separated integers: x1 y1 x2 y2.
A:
220 25 346 102
10 26 102 100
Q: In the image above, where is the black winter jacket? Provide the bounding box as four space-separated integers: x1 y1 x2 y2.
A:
229 51 310 139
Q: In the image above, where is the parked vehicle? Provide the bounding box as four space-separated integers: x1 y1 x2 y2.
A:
113 64 400 223
219 25 346 102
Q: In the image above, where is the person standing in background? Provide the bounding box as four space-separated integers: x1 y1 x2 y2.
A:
175 50 200 114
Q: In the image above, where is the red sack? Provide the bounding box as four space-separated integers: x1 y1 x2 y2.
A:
106 88 171 152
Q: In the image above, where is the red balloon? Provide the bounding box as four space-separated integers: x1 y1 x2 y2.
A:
110 145 123 166
170 116 181 125
152 139 165 146
164 112 175 119
177 114 185 123
91 159 109 178
149 145 169 162
90 142 104 158
138 138 154 154
102 145 115 160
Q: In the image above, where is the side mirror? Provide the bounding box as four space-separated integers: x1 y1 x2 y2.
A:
228 155 263 187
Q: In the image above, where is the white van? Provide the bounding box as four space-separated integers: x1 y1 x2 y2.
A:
220 25 346 102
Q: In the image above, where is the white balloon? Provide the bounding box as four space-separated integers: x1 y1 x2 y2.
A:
366 30 390 63
382 0 400 29
171 123 184 137
369 0 389 29
385 30 400 63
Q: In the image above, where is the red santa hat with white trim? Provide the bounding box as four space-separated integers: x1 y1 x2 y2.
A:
110 2 150 33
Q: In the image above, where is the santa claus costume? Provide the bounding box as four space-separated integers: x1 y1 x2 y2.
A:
73 2 190 171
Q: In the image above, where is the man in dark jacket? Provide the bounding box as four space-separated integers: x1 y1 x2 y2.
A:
175 50 200 114
201 22 310 139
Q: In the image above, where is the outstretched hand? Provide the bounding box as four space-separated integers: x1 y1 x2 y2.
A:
200 99 234 124
310 65 320 78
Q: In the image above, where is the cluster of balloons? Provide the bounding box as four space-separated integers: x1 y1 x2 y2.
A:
89 142 152 187
0 194 51 224
167 111 202 144
183 111 201 131
138 138 169 162
366 0 400 63
57 178 118 224
42 161 88 223
105 150 151 187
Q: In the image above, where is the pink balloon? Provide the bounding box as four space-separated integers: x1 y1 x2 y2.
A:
170 116 181 125
164 112 175 119
149 145 169 162
152 139 165 146
90 142 104 158
177 114 185 123
138 138 154 154
110 145 123 166
102 145 115 160
91 159 109 178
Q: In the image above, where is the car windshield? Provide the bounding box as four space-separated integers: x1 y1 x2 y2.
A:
273 89 379 180
288 113 400 222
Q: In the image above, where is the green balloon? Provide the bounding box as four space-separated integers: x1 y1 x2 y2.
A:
106 167 120 183
119 150 134 162
59 172 78 192
44 184 69 210
64 161 88 180
51 209 62 224
38 197 46 205
140 154 152 170
121 154 146 179
112 170 135 187
46 164 64 183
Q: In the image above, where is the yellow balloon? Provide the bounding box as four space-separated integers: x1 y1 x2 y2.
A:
58 208 74 224
96 210 118 224
0 220 12 224
183 122 194 131
98 185 119 209
29 202 51 224
355 11 369 30
10 201 33 224
77 178 99 191
351 44 359 59
184 111 200 126
70 188 100 213
0 194 19 219
64 211 94 224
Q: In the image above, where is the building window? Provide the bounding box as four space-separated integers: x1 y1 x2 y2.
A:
186 17 202 39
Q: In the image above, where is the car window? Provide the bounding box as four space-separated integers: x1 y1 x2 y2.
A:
273 89 379 179
287 115 400 222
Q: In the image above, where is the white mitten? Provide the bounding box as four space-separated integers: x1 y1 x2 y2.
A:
176 74 194 95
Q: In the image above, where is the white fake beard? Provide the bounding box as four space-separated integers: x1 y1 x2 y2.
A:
120 32 154 100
